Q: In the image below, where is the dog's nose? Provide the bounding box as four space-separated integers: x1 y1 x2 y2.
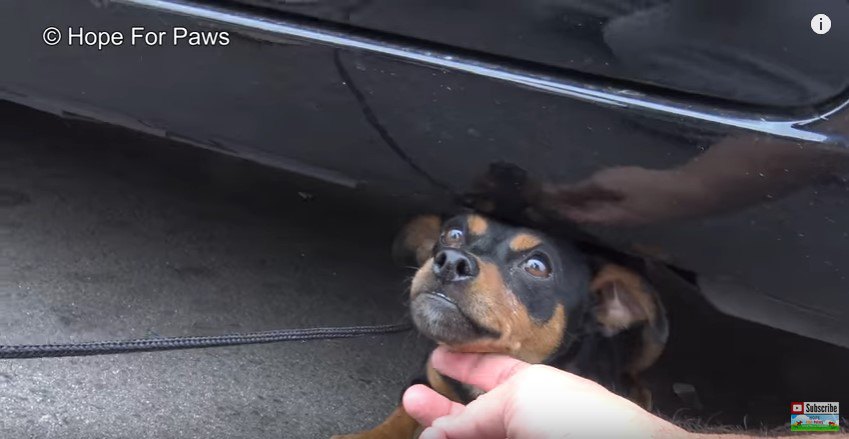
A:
432 249 478 282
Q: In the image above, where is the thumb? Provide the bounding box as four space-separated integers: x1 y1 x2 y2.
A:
420 384 514 439
402 384 465 427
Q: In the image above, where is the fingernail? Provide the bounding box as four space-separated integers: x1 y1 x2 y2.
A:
401 385 424 411
419 427 442 439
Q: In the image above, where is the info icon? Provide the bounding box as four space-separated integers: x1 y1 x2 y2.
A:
811 14 832 35
791 402 804 414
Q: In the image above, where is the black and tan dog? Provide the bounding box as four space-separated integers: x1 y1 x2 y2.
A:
334 213 668 439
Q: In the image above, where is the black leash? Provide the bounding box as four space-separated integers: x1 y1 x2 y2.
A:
0 321 413 359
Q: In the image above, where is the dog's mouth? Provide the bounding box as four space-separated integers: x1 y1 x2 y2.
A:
410 291 500 345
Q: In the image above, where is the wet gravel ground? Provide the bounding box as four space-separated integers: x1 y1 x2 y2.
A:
1 103 847 438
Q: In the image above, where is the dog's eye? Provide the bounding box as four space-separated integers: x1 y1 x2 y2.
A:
522 256 551 278
442 228 464 246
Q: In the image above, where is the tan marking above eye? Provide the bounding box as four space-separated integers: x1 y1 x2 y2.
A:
467 215 488 235
509 233 542 252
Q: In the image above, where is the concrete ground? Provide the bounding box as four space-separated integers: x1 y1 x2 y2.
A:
0 104 431 438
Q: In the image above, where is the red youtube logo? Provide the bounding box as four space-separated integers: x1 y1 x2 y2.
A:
791 402 804 414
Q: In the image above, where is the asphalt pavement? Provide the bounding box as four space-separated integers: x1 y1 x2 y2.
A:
0 104 431 438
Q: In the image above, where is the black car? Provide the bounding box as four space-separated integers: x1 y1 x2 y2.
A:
2 0 848 434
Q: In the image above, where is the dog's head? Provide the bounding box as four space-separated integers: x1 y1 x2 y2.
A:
397 213 589 363
395 213 668 366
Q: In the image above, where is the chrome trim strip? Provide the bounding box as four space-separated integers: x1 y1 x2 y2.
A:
116 0 847 144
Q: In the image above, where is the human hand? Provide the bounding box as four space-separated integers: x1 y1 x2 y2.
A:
537 166 708 226
402 346 688 439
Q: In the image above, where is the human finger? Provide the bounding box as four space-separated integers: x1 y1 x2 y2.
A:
402 384 465 427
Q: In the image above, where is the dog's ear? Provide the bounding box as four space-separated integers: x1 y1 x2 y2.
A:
391 215 442 267
590 264 668 341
